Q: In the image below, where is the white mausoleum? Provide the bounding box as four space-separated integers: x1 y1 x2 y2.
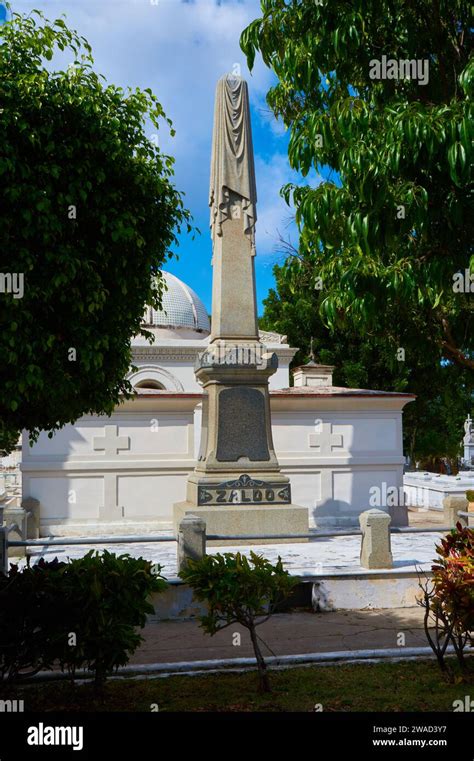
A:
21 271 414 535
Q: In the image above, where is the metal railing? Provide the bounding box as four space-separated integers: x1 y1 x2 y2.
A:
1 509 471 576
207 525 458 541
8 534 176 548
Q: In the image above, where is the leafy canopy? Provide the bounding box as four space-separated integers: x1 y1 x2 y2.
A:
0 10 192 452
242 0 473 370
260 258 474 464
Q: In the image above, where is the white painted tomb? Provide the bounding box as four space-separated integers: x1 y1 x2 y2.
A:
20 272 414 536
403 414 474 510
404 469 474 510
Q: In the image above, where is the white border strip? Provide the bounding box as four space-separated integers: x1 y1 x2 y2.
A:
23 646 472 683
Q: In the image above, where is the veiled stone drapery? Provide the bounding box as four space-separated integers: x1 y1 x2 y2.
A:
209 74 257 254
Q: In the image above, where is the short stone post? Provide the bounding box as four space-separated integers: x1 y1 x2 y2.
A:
443 496 468 528
2 507 27 558
359 509 393 569
0 526 8 575
0 475 6 503
21 497 40 539
177 514 206 573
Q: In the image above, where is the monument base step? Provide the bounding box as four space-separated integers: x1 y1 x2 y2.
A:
38 520 173 538
173 501 308 544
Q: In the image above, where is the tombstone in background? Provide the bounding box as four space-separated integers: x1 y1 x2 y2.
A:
173 74 308 542
0 474 6 503
463 414 474 469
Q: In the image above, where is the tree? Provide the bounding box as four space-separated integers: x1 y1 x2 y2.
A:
260 255 474 465
242 1 473 369
180 551 298 692
0 10 192 452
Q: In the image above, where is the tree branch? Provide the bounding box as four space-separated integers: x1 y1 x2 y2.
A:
441 317 474 370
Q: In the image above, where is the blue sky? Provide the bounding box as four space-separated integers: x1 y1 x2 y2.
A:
10 0 320 313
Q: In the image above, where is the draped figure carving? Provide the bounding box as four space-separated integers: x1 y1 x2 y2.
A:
209 74 257 254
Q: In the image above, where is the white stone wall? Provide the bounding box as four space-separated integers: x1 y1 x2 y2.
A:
272 409 405 527
22 399 408 534
22 409 196 535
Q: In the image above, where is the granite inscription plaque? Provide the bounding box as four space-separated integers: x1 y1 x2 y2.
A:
198 474 291 506
216 387 270 462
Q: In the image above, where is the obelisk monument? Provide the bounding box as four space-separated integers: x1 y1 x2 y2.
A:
173 74 308 541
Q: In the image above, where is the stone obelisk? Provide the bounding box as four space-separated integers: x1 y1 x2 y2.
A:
173 74 308 542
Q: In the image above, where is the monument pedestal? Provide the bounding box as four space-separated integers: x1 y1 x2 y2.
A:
173 502 308 545
173 470 308 544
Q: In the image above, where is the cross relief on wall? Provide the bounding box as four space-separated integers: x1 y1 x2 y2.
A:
308 421 344 455
92 425 130 520
93 425 130 456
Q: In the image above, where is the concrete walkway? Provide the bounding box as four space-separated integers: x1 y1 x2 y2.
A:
130 607 428 665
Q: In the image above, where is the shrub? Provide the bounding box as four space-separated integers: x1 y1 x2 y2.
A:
466 490 474 503
180 551 298 692
59 551 167 690
0 558 68 682
418 523 474 680
0 551 167 689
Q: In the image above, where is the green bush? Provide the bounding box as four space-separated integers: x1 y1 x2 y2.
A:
0 551 167 689
180 551 298 692
0 557 68 682
466 490 474 502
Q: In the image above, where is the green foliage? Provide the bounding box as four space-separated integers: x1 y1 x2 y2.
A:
0 551 167 687
180 551 297 632
0 10 192 452
466 490 474 502
260 258 473 463
57 550 167 688
242 1 473 370
180 551 298 691
0 558 66 682
4 659 472 713
433 525 474 631
419 524 474 679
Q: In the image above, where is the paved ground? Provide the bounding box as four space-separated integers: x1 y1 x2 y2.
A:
21 508 446 578
13 512 441 668
130 607 428 665
407 507 446 528
22 530 443 578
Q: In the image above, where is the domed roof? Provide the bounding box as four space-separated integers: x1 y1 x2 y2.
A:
143 271 210 333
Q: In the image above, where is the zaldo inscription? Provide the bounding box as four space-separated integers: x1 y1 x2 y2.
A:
198 474 291 506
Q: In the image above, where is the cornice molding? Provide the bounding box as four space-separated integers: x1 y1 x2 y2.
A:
132 344 296 363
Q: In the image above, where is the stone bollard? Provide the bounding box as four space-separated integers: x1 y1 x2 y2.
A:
21 497 40 539
443 495 468 528
177 514 206 573
0 526 8 575
0 474 6 503
3 507 27 559
359 509 393 569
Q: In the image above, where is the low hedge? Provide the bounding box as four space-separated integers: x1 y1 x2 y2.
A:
0 550 167 688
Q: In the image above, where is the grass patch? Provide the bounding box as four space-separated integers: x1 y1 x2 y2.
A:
2 659 473 712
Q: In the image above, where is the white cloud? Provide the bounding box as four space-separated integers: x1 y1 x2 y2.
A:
14 0 315 266
254 153 297 255
254 154 323 256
